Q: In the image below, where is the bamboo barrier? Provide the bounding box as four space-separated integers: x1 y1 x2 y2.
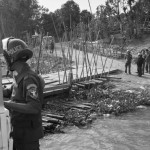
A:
24 13 119 86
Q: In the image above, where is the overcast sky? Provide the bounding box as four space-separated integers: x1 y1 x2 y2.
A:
38 0 107 13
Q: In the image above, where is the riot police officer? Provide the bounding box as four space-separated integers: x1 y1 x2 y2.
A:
2 37 44 150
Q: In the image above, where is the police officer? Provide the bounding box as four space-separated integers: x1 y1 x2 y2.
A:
2 37 44 150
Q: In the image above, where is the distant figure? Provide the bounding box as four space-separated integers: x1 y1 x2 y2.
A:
141 49 146 75
137 52 144 77
145 49 150 73
125 50 132 74
50 39 54 53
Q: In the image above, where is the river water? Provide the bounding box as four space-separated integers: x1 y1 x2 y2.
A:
40 106 150 150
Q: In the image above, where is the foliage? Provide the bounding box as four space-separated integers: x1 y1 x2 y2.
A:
80 10 92 25
0 0 95 41
0 0 44 37
1 0 150 44
61 0 80 31
43 81 150 128
95 0 150 39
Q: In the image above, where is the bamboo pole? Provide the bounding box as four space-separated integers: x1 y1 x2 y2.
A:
86 32 96 79
0 13 6 37
99 41 106 75
36 33 43 74
75 39 79 80
76 25 82 82
100 36 114 77
84 41 89 80
89 31 100 78
44 40 53 74
74 29 82 82
95 38 102 76
61 34 68 83
79 41 85 80
88 0 93 14
53 43 61 84
0 59 4 113
51 14 68 84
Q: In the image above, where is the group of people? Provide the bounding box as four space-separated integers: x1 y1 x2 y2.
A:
125 48 150 77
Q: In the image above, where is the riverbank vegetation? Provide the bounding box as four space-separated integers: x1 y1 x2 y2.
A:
43 80 150 133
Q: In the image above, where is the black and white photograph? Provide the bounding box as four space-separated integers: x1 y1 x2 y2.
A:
0 0 150 150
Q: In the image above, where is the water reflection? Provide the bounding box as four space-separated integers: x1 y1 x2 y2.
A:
40 107 150 150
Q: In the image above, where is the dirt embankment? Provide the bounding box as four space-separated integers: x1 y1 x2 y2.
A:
127 34 150 56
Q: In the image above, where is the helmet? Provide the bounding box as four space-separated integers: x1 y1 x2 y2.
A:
2 37 33 71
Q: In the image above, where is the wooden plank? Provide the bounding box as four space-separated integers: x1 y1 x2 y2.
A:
45 80 59 85
72 104 91 110
97 78 107 81
2 77 58 86
42 116 62 124
78 82 90 89
80 81 96 88
70 107 87 112
82 103 94 106
44 84 70 92
88 80 97 84
91 79 103 84
79 81 90 85
101 76 122 79
74 83 85 88
42 122 53 127
46 114 65 120
44 87 69 98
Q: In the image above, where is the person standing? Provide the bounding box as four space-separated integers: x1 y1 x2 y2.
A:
125 50 132 74
137 52 144 77
141 49 146 75
50 38 54 53
145 49 150 73
2 37 44 150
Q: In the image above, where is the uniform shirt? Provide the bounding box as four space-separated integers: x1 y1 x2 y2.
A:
3 67 44 141
11 73 42 122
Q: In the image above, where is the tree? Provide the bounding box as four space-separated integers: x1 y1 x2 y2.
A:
80 10 92 25
0 0 43 38
61 0 80 31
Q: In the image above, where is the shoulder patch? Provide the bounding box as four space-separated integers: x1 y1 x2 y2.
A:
27 84 38 99
26 84 37 90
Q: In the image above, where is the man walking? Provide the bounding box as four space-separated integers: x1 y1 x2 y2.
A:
2 37 44 150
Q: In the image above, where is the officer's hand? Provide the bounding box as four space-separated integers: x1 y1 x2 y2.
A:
4 100 11 110
2 85 6 89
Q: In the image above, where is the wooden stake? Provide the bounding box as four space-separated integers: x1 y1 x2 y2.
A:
36 33 43 74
